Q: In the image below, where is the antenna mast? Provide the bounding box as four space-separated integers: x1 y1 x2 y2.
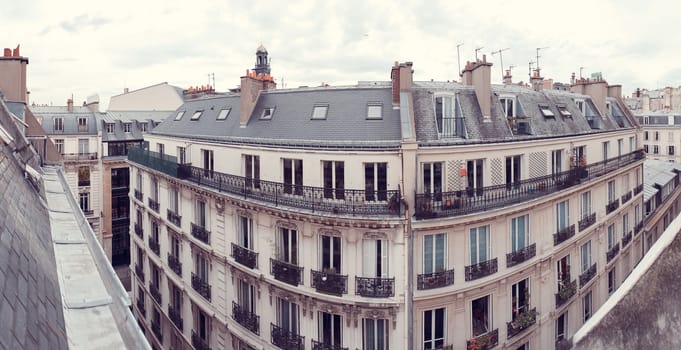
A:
475 46 484 61
536 47 549 75
579 66 586 79
491 48 510 81
456 43 463 79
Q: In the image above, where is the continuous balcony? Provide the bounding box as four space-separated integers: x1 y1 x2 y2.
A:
135 264 144 282
270 258 303 286
465 258 498 282
605 198 620 214
416 269 455 290
578 213 596 231
192 332 211 350
553 224 576 246
134 189 143 202
507 307 537 339
168 253 182 277
148 198 160 213
555 279 577 308
231 243 258 269
167 209 181 227
606 243 620 263
149 237 160 256
168 305 183 331
62 152 98 161
311 269 348 296
136 297 146 318
355 276 395 297
622 231 633 247
134 223 143 238
621 191 632 204
191 273 211 301
633 183 644 195
191 222 211 245
579 263 597 288
271 323 304 350
151 321 162 343
127 147 401 217
150 283 161 304
506 243 536 267
466 328 498 350
311 340 348 350
232 301 260 335
415 150 644 219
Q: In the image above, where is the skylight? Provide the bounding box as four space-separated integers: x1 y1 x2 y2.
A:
557 104 572 118
261 107 275 120
174 111 185 121
190 111 203 121
367 104 383 120
217 108 231 120
311 105 328 120
539 104 555 118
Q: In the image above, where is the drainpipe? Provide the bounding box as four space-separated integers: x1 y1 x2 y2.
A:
406 204 414 349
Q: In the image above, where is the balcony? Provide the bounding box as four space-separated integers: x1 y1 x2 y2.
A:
167 254 182 277
62 152 98 161
191 273 211 301
136 298 146 318
134 223 143 238
271 323 304 350
232 301 260 335
191 223 211 245
82 209 94 216
555 279 577 308
579 263 597 288
151 321 162 343
416 269 455 290
149 237 160 256
148 198 160 213
311 339 348 350
553 224 576 246
311 269 348 296
134 189 143 202
127 147 401 217
231 243 258 269
150 283 161 304
192 332 211 350
415 150 644 219
634 183 644 195
465 258 498 282
622 231 633 247
635 221 644 235
270 258 303 286
135 264 144 282
606 243 620 263
466 328 499 350
621 191 632 204
605 198 620 214
355 276 395 297
507 307 537 339
168 305 183 331
506 243 536 267
167 209 181 227
578 213 596 231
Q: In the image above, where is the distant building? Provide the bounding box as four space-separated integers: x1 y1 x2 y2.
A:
108 82 185 111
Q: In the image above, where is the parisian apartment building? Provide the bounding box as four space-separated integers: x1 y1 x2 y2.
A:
125 46 654 350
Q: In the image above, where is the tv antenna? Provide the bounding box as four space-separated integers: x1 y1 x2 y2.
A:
456 43 463 78
528 61 535 81
579 66 586 79
491 48 510 81
536 47 549 75
475 46 484 61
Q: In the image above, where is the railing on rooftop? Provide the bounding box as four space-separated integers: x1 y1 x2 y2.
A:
62 152 98 161
415 150 644 219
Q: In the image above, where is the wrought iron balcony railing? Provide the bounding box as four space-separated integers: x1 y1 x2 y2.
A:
136 298 146 318
634 183 644 195
506 307 537 339
579 263 597 288
506 243 536 267
150 283 161 304
355 276 395 297
311 339 348 350
553 224 576 246
635 221 644 235
270 258 303 286
621 191 632 204
578 213 596 231
134 223 143 238
466 328 499 350
167 209 181 227
135 264 144 282
191 273 211 301
231 243 258 269
416 269 455 290
465 258 498 282
311 269 348 296
555 279 577 308
148 198 160 213
271 323 304 350
232 301 260 335
192 331 211 350
151 321 162 343
622 231 633 247
149 237 160 256
415 150 644 219
605 199 620 214
134 189 143 202
62 152 98 161
127 147 401 217
168 253 182 277
82 209 94 216
606 243 620 263
168 305 183 331
191 222 210 245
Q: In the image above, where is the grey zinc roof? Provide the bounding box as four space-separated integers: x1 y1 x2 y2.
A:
30 106 98 135
100 111 167 142
151 86 402 148
643 159 681 202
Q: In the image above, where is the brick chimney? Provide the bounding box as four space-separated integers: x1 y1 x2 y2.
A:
462 55 492 120
530 70 544 91
239 69 276 126
391 61 414 107
571 75 608 116
67 98 73 112
0 44 29 103
503 69 512 85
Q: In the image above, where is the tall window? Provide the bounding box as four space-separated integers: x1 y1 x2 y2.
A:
470 226 490 265
607 180 616 203
78 139 89 154
635 204 641 225
608 268 616 294
318 312 342 347
557 255 570 287
580 191 591 219
53 117 63 132
435 95 456 136
136 170 143 192
201 149 214 176
556 312 567 342
277 298 299 334
583 291 592 322
320 235 341 273
157 143 165 158
54 139 64 153
423 234 446 274
511 278 529 319
150 177 158 202
471 296 491 337
170 282 182 312
422 162 443 196
500 97 515 117
195 251 209 281
244 155 260 189
123 123 131 133
552 149 563 176
363 239 388 278
581 241 592 273
168 187 179 214
177 146 186 164
140 122 148 132
364 162 387 201
195 199 206 228
323 161 345 199
505 155 521 189
194 308 210 343
363 318 388 350
510 215 529 252
423 308 445 349
602 141 609 161
237 216 254 250
78 166 90 187
237 280 256 314
79 192 90 212
78 117 88 131
283 158 303 195
277 227 298 265
607 224 616 249
629 136 636 152
170 234 181 259
622 213 629 236
152 220 160 244
556 200 569 231
467 159 484 196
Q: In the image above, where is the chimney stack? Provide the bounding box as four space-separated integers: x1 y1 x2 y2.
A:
0 44 29 103
391 62 400 106
239 69 276 126
462 55 492 120
503 69 512 85
391 61 414 107
67 98 73 112
530 70 544 91
570 75 608 115
124 87 129 94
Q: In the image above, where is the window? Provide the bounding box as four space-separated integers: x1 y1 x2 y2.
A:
556 312 568 342
580 191 591 219
53 117 64 132
194 307 210 344
500 97 515 117
602 141 609 161
174 111 185 121
140 122 148 132
237 280 256 314
653 145 659 154
505 155 521 189
669 132 674 142
617 139 623 157
216 108 230 120
150 177 159 202
423 234 446 274
607 180 616 203
277 227 298 264
237 216 254 250
79 192 90 212
277 298 299 335
157 143 165 157
78 117 88 131
471 295 491 337
467 159 484 196
629 136 636 152
557 104 571 117
78 166 90 187
106 123 115 133
581 241 592 273
608 268 616 294
575 99 585 114
363 318 388 350
423 308 445 349
123 123 131 133
195 251 209 282
365 162 388 201
607 224 616 250
170 282 182 315
510 215 529 253
78 139 89 154
323 161 344 199
670 146 675 156
244 155 260 189
320 235 341 273
539 103 555 117
557 255 570 287
195 199 207 228
655 131 659 141
177 146 186 164
151 220 160 243
644 145 649 153
261 107 275 119
644 131 649 140
470 225 490 265
422 162 443 196
511 278 529 320
363 238 388 278
168 187 179 214
552 150 563 176
54 139 64 153
435 96 456 136
190 111 203 121
367 104 382 120
556 200 569 231
136 170 143 192
583 291 592 322
283 158 303 195
170 234 181 259
201 149 214 176
318 312 342 347
311 105 329 120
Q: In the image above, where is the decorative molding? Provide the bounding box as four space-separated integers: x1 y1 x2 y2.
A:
319 227 342 237
363 231 388 240
276 220 298 230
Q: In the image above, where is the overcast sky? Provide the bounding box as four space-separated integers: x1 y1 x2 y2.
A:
1 0 678 109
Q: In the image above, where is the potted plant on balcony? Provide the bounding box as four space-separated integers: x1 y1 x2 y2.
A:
511 308 538 330
558 280 576 300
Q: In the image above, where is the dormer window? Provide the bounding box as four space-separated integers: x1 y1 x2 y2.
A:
123 123 132 133
190 111 203 121
261 107 275 120
311 104 329 120
367 103 382 120
435 95 456 136
216 109 231 120
53 117 64 132
140 122 148 132
606 101 612 114
500 96 515 118
105 123 115 133
174 111 185 121
78 117 88 132
539 104 555 118
575 99 586 115
557 104 572 118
